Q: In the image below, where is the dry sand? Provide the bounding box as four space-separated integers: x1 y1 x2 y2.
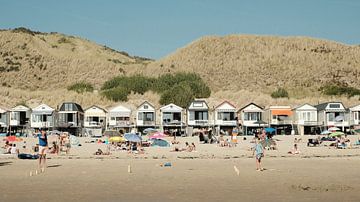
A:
1 136 360 202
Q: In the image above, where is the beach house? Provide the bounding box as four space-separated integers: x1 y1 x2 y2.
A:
265 106 293 135
214 101 237 135
315 102 349 132
349 104 360 131
9 105 31 135
107 105 132 133
238 103 266 136
187 100 210 129
30 104 56 130
136 101 156 132
160 103 184 136
292 104 318 135
0 107 9 134
57 102 84 136
84 105 107 137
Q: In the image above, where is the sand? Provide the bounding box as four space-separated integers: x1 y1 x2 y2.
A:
1 135 360 202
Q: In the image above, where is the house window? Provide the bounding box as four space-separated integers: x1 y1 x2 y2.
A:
219 112 234 121
189 111 195 121
145 113 154 121
195 111 208 120
64 104 73 111
144 105 148 109
0 113 2 119
244 112 260 121
354 112 359 121
111 117 115 121
329 104 340 108
138 112 143 120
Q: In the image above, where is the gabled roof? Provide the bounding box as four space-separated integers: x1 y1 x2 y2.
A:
160 103 183 112
349 104 360 111
0 106 10 114
32 104 55 114
137 101 155 111
84 105 107 113
188 99 209 110
11 105 30 112
215 100 236 110
292 103 316 111
59 102 84 112
314 102 345 111
238 103 264 112
109 105 131 113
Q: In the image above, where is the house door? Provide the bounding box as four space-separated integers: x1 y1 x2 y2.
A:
20 112 26 125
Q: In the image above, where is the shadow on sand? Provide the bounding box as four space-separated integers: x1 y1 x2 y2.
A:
0 161 13 166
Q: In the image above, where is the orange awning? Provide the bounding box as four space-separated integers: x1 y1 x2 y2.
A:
271 110 292 116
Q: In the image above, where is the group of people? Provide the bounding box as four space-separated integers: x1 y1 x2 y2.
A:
1 141 19 155
171 142 196 152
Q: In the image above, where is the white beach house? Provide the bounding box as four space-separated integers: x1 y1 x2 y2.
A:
84 105 107 137
160 103 184 135
57 102 84 136
187 100 210 129
107 105 132 132
214 101 237 135
9 105 31 135
30 104 56 130
266 106 293 135
0 107 9 134
349 104 360 130
238 103 266 136
136 101 156 131
292 104 318 135
315 102 349 132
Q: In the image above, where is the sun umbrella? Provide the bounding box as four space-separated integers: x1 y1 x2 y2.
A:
143 128 157 134
335 116 344 122
354 129 360 133
264 127 276 133
149 132 167 139
103 130 121 137
70 135 80 146
124 133 142 142
321 130 331 135
151 139 170 147
6 136 23 142
329 132 344 137
109 136 126 143
328 127 341 131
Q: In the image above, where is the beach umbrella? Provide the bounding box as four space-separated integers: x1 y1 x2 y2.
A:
143 128 157 134
321 130 331 135
149 131 167 139
124 133 142 142
264 127 276 133
70 135 80 146
103 130 121 137
354 129 360 133
328 127 341 131
151 139 170 147
335 116 344 122
329 132 345 137
5 136 23 142
109 136 126 143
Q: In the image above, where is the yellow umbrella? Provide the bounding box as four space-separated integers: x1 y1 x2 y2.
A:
109 136 126 143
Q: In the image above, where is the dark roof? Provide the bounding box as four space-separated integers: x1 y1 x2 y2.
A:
314 102 344 111
238 102 264 112
59 102 84 112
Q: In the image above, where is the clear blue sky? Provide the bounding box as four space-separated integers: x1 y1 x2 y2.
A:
1 0 359 59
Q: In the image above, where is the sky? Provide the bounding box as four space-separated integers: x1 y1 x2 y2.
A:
0 0 359 59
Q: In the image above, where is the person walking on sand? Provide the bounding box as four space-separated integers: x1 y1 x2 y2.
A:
38 129 48 172
253 138 264 171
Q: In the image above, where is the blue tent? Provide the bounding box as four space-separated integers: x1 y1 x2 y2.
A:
124 133 142 142
151 139 170 147
264 127 276 133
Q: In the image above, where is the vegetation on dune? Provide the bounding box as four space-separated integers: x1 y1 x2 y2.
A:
67 82 94 93
101 72 211 107
271 88 289 98
319 83 360 98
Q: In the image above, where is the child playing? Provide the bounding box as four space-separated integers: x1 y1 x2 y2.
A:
253 138 264 171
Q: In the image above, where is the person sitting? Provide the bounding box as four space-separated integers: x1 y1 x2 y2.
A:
218 135 225 147
191 142 196 151
94 148 110 155
49 141 59 154
10 144 19 155
288 144 300 154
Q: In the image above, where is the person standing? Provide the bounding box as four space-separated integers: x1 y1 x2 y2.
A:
253 138 264 171
38 129 48 172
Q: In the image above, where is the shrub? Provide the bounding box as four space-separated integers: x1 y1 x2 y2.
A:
58 37 71 44
319 84 360 98
271 88 289 98
160 82 195 108
67 82 94 93
101 87 130 102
